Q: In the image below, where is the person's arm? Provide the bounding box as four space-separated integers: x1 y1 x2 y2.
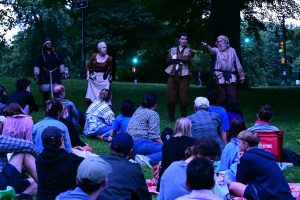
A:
176 49 195 63
86 54 95 80
154 138 163 144
60 118 86 147
33 55 41 82
0 135 37 157
148 112 161 142
236 153 252 184
201 42 217 56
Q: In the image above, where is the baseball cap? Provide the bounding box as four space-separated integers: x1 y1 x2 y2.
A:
194 97 209 108
110 133 134 152
77 157 112 185
41 126 63 145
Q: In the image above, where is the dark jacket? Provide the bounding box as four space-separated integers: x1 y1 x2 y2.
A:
6 90 39 112
237 148 293 200
97 153 151 200
36 147 84 200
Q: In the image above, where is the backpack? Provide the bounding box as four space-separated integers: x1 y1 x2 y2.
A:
283 148 300 166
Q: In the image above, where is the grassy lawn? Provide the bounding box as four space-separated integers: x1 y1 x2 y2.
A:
1 77 300 187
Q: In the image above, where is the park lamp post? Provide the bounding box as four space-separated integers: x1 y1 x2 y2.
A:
75 0 88 79
132 57 138 83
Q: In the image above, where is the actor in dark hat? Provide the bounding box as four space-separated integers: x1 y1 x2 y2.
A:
34 38 65 103
97 133 151 200
36 126 84 200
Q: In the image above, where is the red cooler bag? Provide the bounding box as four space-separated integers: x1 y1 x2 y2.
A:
257 130 284 162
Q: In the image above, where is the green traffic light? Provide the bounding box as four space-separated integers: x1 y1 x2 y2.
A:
132 57 138 64
244 38 250 43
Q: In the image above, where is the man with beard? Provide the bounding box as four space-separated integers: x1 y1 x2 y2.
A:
34 38 65 104
165 33 195 122
201 35 245 104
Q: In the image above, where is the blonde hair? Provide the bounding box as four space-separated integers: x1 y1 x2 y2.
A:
238 130 260 147
173 117 192 137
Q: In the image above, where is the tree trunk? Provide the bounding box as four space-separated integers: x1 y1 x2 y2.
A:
210 0 241 57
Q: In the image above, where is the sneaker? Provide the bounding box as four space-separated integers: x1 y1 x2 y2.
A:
135 154 153 169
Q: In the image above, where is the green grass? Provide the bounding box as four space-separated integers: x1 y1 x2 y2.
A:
1 77 300 185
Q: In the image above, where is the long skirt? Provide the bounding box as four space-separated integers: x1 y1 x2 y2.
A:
85 72 110 103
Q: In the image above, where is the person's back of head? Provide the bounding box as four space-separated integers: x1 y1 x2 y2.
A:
120 100 135 117
3 103 24 116
45 99 63 119
186 138 221 161
228 118 246 141
53 85 65 98
99 89 111 103
141 92 157 109
41 126 63 148
206 91 218 105
186 157 215 190
223 98 243 114
109 133 134 158
193 97 209 111
16 78 31 91
173 117 192 137
258 104 273 122
77 157 112 195
238 130 260 148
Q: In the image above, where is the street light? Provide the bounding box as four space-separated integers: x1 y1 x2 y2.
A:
132 57 138 83
244 37 250 43
75 0 89 79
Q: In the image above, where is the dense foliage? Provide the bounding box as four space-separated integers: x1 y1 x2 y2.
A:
0 0 300 86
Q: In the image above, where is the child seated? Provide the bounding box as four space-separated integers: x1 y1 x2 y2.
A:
229 130 294 199
108 100 135 141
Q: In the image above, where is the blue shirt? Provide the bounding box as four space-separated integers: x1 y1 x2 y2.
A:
209 106 230 131
32 116 71 154
248 121 279 132
216 137 239 172
56 187 91 200
112 114 131 134
188 109 224 150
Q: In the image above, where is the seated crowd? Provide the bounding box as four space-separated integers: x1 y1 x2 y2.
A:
0 78 296 200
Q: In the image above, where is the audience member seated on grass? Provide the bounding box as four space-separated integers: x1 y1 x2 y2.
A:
158 138 221 200
207 91 230 144
0 85 7 116
6 77 39 115
108 99 135 141
97 133 151 200
59 105 92 152
36 126 84 200
127 92 162 169
0 135 38 199
229 130 294 199
176 157 222 200
222 98 244 124
215 119 246 178
187 97 224 150
2 103 34 140
33 99 72 154
158 117 196 191
84 89 115 141
56 157 111 200
53 84 85 128
247 104 279 132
